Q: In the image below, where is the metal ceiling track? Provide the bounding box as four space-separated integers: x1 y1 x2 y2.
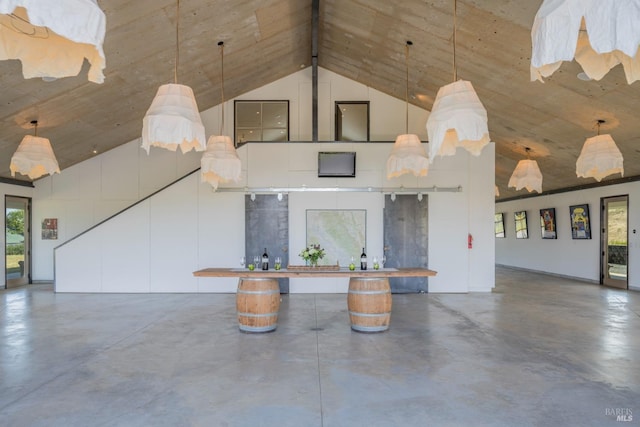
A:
213 186 463 194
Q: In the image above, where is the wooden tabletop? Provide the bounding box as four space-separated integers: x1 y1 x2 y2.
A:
193 267 437 278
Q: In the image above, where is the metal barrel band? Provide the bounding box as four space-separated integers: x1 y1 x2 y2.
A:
348 290 390 295
237 289 280 295
349 311 392 317
237 311 279 318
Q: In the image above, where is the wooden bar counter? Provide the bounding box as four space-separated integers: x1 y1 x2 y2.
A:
193 267 437 333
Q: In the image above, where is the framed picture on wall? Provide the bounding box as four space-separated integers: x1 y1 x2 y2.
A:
306 209 366 266
514 211 528 239
42 218 58 240
570 204 591 239
540 208 557 239
495 213 505 238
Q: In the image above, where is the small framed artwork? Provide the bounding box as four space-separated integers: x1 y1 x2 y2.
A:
514 211 528 239
540 208 557 239
42 218 58 240
495 213 505 238
570 204 591 239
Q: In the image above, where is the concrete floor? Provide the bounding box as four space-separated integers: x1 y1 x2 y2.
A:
1 267 639 427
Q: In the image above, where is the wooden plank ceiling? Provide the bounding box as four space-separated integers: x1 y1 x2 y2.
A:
1 0 638 200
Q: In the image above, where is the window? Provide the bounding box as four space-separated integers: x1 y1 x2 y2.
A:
335 101 369 141
235 101 289 144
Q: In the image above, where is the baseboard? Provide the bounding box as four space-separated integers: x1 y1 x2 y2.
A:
495 264 599 285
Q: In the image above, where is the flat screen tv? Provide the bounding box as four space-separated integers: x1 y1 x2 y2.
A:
318 152 356 177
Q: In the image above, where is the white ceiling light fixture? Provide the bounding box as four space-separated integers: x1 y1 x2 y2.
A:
426 0 490 161
508 148 543 194
531 0 640 84
386 40 429 179
576 119 624 182
141 0 205 155
10 120 60 180
201 41 241 190
0 0 106 83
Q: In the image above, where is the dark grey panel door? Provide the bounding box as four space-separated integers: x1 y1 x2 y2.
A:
245 194 289 293
383 194 428 293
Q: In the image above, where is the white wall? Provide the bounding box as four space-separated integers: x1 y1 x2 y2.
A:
35 67 495 293
55 141 495 294
496 181 639 288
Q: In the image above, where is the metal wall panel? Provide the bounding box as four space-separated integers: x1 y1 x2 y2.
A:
245 194 290 293
383 194 428 293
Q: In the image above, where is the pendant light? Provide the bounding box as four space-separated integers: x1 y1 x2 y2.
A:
576 119 624 182
200 41 241 190
508 147 542 194
426 0 490 161
10 120 60 180
0 0 106 83
386 40 429 179
531 0 640 84
141 0 205 154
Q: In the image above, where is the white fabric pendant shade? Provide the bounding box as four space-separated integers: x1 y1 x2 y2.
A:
141 83 206 154
386 134 429 179
576 134 624 181
531 0 640 84
200 135 241 190
10 134 60 179
508 159 543 193
0 0 106 83
426 80 490 162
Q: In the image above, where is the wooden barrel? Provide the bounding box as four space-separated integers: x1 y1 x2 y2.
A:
347 277 392 332
236 278 280 333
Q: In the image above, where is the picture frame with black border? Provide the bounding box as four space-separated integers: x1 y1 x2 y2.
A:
540 208 557 239
514 211 528 239
495 213 505 238
570 204 591 239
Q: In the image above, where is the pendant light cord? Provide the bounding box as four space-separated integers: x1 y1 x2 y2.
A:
405 41 411 134
174 0 180 84
453 0 457 82
219 41 225 135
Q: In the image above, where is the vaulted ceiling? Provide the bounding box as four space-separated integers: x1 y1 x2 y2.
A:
1 0 638 200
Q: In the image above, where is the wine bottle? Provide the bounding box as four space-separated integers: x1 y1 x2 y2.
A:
262 248 269 270
360 247 367 270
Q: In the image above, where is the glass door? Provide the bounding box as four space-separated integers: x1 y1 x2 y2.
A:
5 196 31 288
601 196 628 289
